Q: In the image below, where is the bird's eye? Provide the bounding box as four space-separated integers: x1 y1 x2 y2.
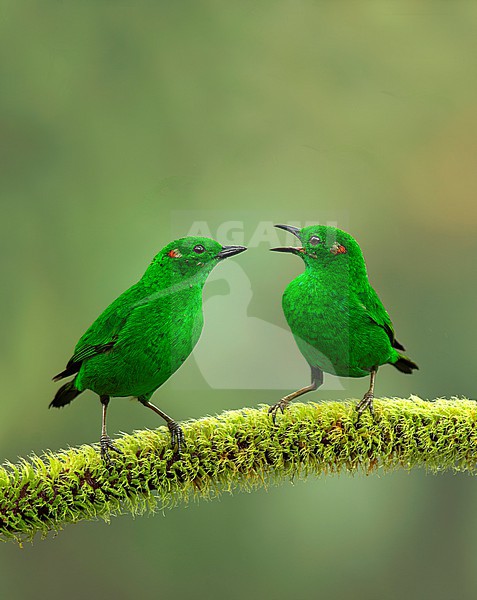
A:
193 244 206 254
309 236 321 246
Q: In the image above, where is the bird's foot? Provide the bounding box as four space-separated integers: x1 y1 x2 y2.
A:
168 421 185 457
100 434 123 465
356 393 375 418
268 399 290 425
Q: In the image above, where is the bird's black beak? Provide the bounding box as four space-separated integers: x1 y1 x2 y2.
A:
274 224 302 239
216 245 247 259
271 224 304 254
270 246 305 254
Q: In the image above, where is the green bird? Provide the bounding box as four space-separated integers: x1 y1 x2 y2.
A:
51 237 247 461
269 224 418 418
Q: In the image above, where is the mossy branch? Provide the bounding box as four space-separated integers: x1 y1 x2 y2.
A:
1 398 476 544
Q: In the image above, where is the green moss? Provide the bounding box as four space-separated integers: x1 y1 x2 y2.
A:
1 398 476 544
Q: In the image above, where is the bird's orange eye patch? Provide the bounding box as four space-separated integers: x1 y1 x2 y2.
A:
330 243 347 255
168 249 182 258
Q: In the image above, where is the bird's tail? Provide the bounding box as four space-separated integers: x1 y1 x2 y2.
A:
49 380 82 408
392 354 419 374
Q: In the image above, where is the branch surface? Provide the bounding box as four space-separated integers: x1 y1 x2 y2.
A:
1 398 476 543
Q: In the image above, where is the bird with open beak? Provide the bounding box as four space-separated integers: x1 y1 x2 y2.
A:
270 224 418 419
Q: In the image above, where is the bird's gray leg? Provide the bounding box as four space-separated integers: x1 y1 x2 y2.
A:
99 395 122 463
269 366 323 424
356 368 377 416
138 396 185 456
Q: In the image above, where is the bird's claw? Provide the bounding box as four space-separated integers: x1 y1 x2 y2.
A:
168 421 185 457
100 434 123 464
268 400 288 425
356 393 375 419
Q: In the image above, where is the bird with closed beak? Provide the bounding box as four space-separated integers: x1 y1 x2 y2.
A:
269 224 417 419
51 237 247 462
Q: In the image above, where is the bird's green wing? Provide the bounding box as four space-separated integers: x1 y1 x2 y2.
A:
53 283 144 381
359 285 405 351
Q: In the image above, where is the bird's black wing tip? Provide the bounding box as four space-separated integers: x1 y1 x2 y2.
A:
392 339 406 351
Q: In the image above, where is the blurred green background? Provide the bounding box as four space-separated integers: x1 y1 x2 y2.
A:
2 1 477 598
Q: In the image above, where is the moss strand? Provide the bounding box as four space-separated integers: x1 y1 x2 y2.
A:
1 397 476 544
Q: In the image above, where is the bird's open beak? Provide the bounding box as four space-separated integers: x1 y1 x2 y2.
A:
270 224 304 254
216 245 247 259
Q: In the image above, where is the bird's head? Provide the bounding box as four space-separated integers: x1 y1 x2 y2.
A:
145 236 247 287
271 224 364 272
